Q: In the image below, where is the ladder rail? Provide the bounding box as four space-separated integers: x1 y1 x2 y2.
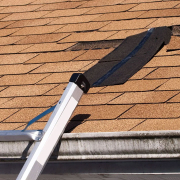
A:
16 73 90 180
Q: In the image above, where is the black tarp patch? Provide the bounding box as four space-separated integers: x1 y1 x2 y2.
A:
84 27 171 87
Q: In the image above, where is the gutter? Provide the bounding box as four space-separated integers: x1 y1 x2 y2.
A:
1 130 180 160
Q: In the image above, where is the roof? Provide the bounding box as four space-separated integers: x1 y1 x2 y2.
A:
0 0 179 133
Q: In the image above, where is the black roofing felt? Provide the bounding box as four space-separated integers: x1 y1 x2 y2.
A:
69 39 123 51
84 27 171 87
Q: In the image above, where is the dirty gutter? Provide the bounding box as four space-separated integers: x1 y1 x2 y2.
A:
0 130 180 160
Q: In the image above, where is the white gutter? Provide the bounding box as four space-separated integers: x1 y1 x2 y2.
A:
0 130 180 160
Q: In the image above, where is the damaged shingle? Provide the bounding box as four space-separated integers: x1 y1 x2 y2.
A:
66 39 123 51
172 25 180 36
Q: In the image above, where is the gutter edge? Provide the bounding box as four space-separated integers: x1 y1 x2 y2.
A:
1 130 180 160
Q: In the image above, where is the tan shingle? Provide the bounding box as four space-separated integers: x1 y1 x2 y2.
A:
26 51 85 64
79 93 121 105
72 105 133 120
157 78 180 91
131 118 180 131
156 46 180 56
31 61 92 73
24 122 47 130
130 68 156 80
0 28 20 37
80 0 124 8
74 49 113 61
175 3 180 8
38 1 84 11
122 0 162 3
0 96 59 108
0 74 49 86
20 42 75 53
86 4 137 14
80 60 99 71
0 109 19 122
45 84 66 96
146 67 180 79
0 0 36 6
0 36 25 45
109 91 178 104
32 0 68 4
120 103 180 119
0 4 43 13
167 36 180 51
0 64 40 75
49 14 101 25
4 108 49 122
1 11 50 21
37 72 74 84
100 79 167 92
71 119 144 133
15 33 70 44
130 1 179 11
0 97 13 106
168 93 180 103
60 31 117 42
0 53 37 64
0 123 25 130
0 14 11 20
145 56 180 67
55 21 110 33
0 44 32 54
147 17 180 28
87 87 105 94
100 19 155 31
43 7 93 18
12 25 64 36
94 11 145 21
0 21 15 29
7 18 56 28
139 8 180 18
0 84 57 97
107 29 147 40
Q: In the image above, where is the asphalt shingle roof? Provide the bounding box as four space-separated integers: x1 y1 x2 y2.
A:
0 0 179 132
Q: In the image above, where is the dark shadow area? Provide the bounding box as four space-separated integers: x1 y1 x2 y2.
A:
65 114 91 133
84 27 171 87
51 114 91 160
1 159 180 176
21 141 34 159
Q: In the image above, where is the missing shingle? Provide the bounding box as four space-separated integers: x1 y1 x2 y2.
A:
66 39 123 51
172 25 180 36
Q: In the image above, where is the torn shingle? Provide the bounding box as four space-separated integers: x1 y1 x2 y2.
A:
68 39 122 51
172 25 180 36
